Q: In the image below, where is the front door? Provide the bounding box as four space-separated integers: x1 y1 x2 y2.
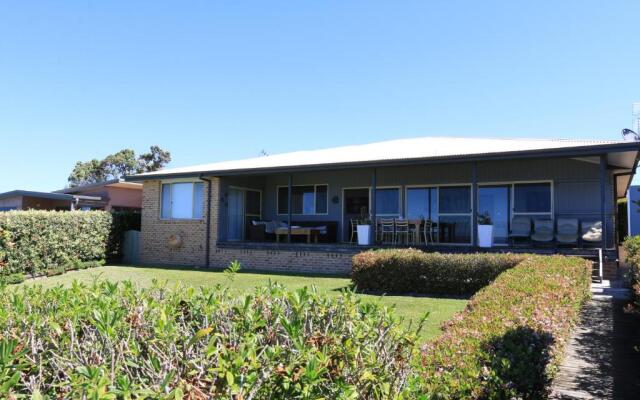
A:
227 188 245 241
343 188 369 242
478 186 510 245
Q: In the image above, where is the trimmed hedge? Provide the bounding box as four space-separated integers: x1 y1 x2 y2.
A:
410 255 591 399
0 280 419 398
623 235 640 311
0 210 111 276
351 249 525 295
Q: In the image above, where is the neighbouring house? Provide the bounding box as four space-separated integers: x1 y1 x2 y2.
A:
55 179 143 212
125 136 640 277
0 190 103 211
627 185 640 236
0 179 142 212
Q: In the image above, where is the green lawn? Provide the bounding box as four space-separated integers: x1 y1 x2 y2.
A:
23 265 468 340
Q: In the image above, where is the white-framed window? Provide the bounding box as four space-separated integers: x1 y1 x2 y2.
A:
277 184 328 215
512 182 552 216
160 182 204 220
374 187 401 216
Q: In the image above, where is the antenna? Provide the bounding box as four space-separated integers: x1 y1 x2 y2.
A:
622 128 640 141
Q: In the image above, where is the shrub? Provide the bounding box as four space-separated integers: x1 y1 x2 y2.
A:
409 255 591 399
0 280 420 398
0 273 24 285
623 236 640 311
0 210 111 276
351 249 525 295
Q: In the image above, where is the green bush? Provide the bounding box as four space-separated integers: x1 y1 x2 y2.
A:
0 273 24 285
0 280 420 398
623 236 640 311
351 249 525 295
0 210 111 277
409 255 591 399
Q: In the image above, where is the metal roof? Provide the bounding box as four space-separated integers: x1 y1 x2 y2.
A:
55 178 142 194
0 190 74 202
126 136 640 181
0 190 102 202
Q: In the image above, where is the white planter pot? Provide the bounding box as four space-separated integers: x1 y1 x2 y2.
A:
357 225 371 245
478 225 494 248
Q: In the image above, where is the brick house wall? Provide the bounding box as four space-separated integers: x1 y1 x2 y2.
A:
140 179 212 266
139 177 353 274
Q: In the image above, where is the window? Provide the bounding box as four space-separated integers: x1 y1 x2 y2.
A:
161 182 204 219
278 184 328 215
375 188 401 215
513 183 551 213
438 186 472 244
439 186 471 213
406 187 438 221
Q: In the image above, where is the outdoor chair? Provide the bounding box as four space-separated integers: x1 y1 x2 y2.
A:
395 219 411 245
349 218 358 244
555 218 579 246
531 219 554 244
509 216 531 245
380 218 395 244
581 221 603 247
423 220 435 245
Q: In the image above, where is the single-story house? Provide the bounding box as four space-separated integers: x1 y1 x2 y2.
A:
0 179 142 212
125 136 640 276
627 185 640 236
0 190 103 211
55 179 143 212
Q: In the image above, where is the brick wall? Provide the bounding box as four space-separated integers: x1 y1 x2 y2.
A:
140 177 351 274
140 179 214 266
210 247 352 275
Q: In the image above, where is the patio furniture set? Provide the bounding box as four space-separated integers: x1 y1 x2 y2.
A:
350 218 438 245
349 216 604 247
509 217 603 247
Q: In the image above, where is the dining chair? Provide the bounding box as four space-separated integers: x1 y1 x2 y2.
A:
395 219 410 245
380 218 395 244
423 220 435 245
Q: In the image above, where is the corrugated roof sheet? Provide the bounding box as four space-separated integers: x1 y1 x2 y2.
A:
130 136 631 178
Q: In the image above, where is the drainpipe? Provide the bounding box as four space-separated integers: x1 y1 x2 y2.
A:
199 175 213 268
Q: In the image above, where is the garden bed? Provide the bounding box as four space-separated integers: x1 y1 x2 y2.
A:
410 255 591 398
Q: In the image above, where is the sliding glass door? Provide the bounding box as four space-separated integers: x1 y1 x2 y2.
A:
406 187 438 221
227 188 245 241
478 185 510 245
438 186 472 244
227 188 262 241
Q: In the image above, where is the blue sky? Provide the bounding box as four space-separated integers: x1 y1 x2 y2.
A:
1 1 639 192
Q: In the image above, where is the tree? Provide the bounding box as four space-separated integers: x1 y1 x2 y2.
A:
68 146 171 187
137 146 172 173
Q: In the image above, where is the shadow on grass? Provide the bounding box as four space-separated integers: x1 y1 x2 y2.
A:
342 286 472 300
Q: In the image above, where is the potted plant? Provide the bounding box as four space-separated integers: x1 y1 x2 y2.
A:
356 207 372 246
477 211 494 248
